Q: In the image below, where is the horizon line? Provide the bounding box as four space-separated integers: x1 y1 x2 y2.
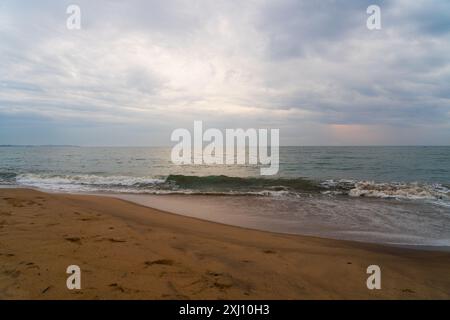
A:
1 144 450 148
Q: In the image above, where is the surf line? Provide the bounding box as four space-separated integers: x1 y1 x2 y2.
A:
171 120 279 175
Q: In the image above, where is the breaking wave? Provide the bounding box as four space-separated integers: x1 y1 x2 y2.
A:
348 181 449 200
320 179 450 206
2 172 449 206
14 173 166 193
7 173 319 196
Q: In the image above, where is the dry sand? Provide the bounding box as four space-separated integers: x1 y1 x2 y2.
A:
0 188 449 299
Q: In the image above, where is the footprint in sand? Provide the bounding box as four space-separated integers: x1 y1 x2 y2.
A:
107 238 127 243
402 288 416 294
144 259 174 267
206 271 234 289
109 283 126 292
3 198 36 207
65 237 82 244
3 269 21 278
24 262 40 270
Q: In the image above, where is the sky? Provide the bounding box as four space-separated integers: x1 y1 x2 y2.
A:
0 0 449 146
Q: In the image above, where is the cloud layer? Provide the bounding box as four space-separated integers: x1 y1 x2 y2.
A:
1 0 449 145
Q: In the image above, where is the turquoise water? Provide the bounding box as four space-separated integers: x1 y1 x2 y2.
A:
1 146 449 246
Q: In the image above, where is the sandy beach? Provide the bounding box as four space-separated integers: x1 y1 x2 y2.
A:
1 188 449 299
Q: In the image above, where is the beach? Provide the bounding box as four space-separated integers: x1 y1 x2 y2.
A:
1 188 449 299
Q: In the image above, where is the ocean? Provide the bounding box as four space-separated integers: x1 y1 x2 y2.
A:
1 146 449 246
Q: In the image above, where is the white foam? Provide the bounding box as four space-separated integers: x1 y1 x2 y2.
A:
15 173 165 192
348 181 449 201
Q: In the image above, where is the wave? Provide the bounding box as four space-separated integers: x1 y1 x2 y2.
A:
8 173 319 195
16 173 165 187
165 174 320 192
0 172 17 185
349 181 449 200
14 173 166 192
2 172 449 205
321 179 450 203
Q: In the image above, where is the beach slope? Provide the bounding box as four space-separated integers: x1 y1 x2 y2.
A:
0 188 449 299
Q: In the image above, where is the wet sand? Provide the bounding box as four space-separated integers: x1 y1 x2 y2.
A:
1 188 450 299
107 193 450 247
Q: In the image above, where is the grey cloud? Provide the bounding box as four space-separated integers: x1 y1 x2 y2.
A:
257 0 389 59
0 0 449 145
387 1 450 36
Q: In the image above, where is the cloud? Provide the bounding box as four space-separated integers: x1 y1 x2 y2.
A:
0 0 449 145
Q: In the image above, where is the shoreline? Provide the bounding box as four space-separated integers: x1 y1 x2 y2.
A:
1 188 450 299
3 185 450 251
106 192 450 252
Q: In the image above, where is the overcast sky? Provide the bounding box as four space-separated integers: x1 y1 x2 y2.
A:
0 0 449 146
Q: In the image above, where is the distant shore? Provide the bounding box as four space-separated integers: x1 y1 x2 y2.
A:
1 188 450 299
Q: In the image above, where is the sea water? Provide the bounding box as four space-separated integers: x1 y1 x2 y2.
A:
1 146 449 246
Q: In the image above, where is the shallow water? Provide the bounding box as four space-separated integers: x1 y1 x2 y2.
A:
1 146 449 246
0 146 449 198
110 193 450 247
